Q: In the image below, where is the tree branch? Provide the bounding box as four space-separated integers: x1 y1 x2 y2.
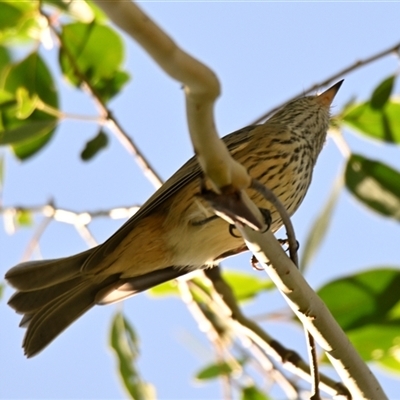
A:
250 40 400 125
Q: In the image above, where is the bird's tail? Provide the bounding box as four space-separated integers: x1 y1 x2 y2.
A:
5 249 119 357
5 249 189 357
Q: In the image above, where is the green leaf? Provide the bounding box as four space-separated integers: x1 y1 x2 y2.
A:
0 283 3 301
0 44 11 69
241 385 271 400
318 268 400 331
80 130 108 161
342 101 400 144
0 120 57 145
345 154 400 220
318 268 400 365
16 87 38 119
16 209 33 227
43 0 95 23
0 2 42 44
370 75 395 110
0 52 59 159
0 154 4 192
300 177 342 271
195 361 236 381
60 22 129 101
148 280 180 298
110 312 156 400
0 3 22 31
95 70 130 102
221 270 274 302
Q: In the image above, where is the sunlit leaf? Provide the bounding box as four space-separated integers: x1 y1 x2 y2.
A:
0 120 57 146
16 87 38 119
345 154 400 220
318 268 400 366
0 2 42 44
0 154 4 192
241 385 271 400
370 75 395 110
110 312 156 400
221 270 274 302
43 0 95 22
60 21 129 101
80 130 108 161
16 209 33 227
0 52 58 159
148 280 180 298
95 70 130 102
342 101 400 144
0 45 11 69
195 361 236 381
300 177 342 271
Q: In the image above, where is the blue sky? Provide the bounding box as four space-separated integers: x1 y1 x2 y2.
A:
1 2 400 399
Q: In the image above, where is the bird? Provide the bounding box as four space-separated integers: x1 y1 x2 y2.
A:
5 80 343 357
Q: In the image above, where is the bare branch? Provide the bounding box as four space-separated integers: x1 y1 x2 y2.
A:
41 8 163 190
250 40 400 125
93 0 252 196
237 226 387 399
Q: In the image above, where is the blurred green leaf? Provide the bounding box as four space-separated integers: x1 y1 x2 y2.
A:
16 209 33 227
342 101 400 144
195 361 236 381
110 312 155 400
0 2 42 44
0 120 57 145
60 21 129 101
0 52 58 159
0 89 16 112
43 0 95 22
300 177 342 271
221 270 274 302
95 70 130 102
378 351 400 372
0 44 11 69
148 280 180 298
0 283 3 300
16 87 38 119
370 75 395 110
0 154 4 192
241 385 271 400
318 268 400 366
80 130 108 161
345 154 400 220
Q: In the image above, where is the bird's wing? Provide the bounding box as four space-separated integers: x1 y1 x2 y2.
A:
82 125 258 271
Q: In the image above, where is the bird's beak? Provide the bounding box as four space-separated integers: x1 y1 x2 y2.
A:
317 79 344 107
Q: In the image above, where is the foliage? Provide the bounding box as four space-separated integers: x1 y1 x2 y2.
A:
1 1 400 399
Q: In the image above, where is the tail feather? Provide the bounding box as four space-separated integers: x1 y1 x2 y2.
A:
22 276 118 357
5 250 195 357
5 249 93 291
8 277 84 313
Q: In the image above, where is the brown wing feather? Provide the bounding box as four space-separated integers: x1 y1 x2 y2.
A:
82 125 258 272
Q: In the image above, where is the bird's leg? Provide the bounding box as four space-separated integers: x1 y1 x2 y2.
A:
278 238 300 252
258 208 272 233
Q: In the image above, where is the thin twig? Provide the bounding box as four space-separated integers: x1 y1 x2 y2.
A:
250 40 400 125
204 268 351 399
74 223 98 248
0 204 140 222
21 216 53 262
41 8 163 190
306 326 321 400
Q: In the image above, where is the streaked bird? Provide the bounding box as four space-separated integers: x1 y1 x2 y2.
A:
5 80 343 357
